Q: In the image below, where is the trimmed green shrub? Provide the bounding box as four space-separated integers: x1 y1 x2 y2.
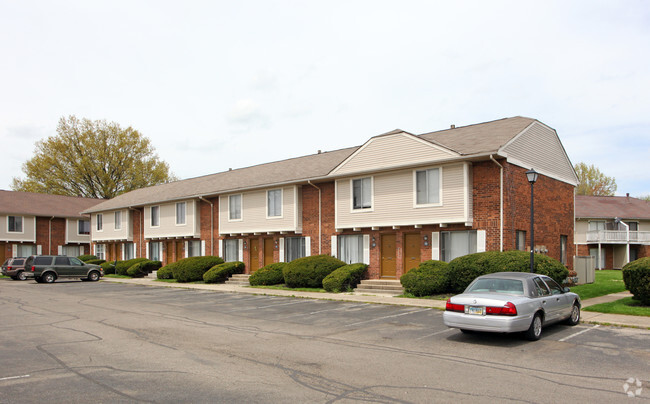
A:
400 260 449 296
170 256 225 283
127 260 162 277
157 266 174 279
100 261 116 275
447 250 569 293
78 254 98 262
282 255 346 288
623 257 650 305
86 259 106 265
204 261 245 284
115 258 149 276
249 263 286 286
323 263 368 292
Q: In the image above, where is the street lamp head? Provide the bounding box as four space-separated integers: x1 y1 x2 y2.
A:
526 168 538 184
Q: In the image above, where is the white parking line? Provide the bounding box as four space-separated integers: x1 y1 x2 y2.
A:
415 328 454 340
559 324 600 342
345 308 431 327
0 375 30 381
229 300 305 312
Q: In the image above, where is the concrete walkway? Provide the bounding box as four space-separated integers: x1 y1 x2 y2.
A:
101 277 650 329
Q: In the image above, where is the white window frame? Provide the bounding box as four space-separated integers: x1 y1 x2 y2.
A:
7 215 24 233
228 194 242 221
413 167 442 207
187 240 201 257
114 211 122 230
151 206 160 227
96 214 103 232
78 219 90 236
351 177 373 212
149 241 161 261
266 189 283 219
176 202 186 225
223 239 240 262
95 244 105 260
440 230 479 263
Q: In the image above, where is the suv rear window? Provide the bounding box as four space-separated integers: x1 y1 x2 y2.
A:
33 257 53 265
11 258 25 265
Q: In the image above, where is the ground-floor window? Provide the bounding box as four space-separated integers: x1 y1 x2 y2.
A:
285 237 306 262
516 230 526 251
95 244 105 260
16 244 37 257
441 231 477 262
62 245 81 257
124 243 135 260
338 235 364 264
560 235 568 265
630 247 638 262
223 239 239 262
589 247 606 269
149 242 161 261
188 240 201 257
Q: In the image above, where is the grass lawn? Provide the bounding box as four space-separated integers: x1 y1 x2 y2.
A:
584 297 650 317
104 274 131 279
155 279 206 284
397 292 451 301
248 285 327 293
569 270 627 300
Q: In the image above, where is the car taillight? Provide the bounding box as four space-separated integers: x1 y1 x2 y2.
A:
446 299 464 312
31 266 35 272
486 302 517 316
7 266 11 270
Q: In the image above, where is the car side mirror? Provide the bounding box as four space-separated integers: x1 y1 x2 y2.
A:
563 287 570 293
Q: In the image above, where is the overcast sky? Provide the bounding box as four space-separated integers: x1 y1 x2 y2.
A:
1 1 649 197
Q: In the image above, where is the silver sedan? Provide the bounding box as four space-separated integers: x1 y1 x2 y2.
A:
443 272 581 340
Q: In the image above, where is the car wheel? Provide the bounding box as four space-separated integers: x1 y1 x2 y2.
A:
42 273 56 284
564 303 581 326
525 313 543 341
17 271 27 281
88 271 100 282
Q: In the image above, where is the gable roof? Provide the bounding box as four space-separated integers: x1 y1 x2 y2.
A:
418 116 536 155
84 147 359 213
575 195 650 220
0 190 101 218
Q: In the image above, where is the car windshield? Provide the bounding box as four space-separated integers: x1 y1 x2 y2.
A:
467 278 524 295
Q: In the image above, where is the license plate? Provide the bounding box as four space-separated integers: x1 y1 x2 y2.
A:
466 306 485 315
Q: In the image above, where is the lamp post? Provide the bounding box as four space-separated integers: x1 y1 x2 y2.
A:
526 169 539 273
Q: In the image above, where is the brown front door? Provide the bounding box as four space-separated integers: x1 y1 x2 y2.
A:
0 243 6 264
263 238 274 267
176 242 184 261
165 241 173 265
381 234 397 278
250 239 260 272
404 234 421 274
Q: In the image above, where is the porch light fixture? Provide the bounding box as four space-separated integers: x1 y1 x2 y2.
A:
423 235 429 246
526 169 538 273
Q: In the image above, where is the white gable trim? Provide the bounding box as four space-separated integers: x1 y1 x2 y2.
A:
329 132 459 176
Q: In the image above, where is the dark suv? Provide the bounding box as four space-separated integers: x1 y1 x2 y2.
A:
24 255 103 283
1 257 27 280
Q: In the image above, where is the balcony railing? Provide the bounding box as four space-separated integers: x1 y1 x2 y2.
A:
586 230 650 244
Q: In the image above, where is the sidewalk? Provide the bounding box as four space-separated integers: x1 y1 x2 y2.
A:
101 277 650 329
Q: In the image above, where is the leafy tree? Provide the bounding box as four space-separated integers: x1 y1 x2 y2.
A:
574 162 617 196
12 116 177 198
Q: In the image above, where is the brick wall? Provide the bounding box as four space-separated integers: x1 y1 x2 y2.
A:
302 182 336 256
199 197 219 257
35 217 68 255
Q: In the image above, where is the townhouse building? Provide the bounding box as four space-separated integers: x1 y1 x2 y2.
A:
0 190 101 262
83 116 578 278
575 194 650 269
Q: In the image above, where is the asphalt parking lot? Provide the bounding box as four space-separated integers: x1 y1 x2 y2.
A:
1 280 649 403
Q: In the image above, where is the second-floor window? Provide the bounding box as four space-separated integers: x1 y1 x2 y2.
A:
151 206 160 227
176 202 186 225
96 214 103 231
415 168 440 205
588 221 606 231
229 194 242 220
267 189 282 217
352 178 372 210
78 220 90 235
8 216 23 233
114 211 122 230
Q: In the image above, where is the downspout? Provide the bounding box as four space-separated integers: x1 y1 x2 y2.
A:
307 181 322 255
49 217 55 255
199 196 214 255
490 155 504 251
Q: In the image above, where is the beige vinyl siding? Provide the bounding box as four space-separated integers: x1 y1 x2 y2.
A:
219 186 301 234
574 220 589 244
336 163 469 229
92 210 131 242
639 220 650 232
66 218 92 244
144 200 199 239
502 122 578 185
0 215 36 242
332 133 457 176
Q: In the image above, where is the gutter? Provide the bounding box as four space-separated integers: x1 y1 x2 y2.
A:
198 196 214 256
489 155 504 251
307 181 322 254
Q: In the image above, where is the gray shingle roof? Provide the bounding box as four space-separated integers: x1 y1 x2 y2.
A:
0 190 101 218
575 195 650 220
